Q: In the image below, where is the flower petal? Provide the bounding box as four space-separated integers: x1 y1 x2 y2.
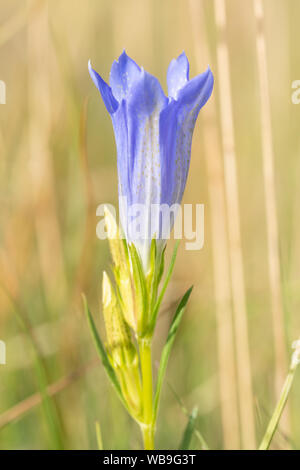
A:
177 65 214 109
88 60 118 114
109 51 141 103
160 66 214 206
111 69 168 263
167 52 189 100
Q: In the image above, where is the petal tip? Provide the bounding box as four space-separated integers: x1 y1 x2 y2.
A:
205 65 214 84
88 59 94 77
118 49 128 62
167 52 190 99
178 50 188 61
88 59 97 81
88 61 118 114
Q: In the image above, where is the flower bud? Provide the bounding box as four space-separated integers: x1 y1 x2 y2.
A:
102 271 142 416
104 205 126 267
104 206 137 331
102 271 136 368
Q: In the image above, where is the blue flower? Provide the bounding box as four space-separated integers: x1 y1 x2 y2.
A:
89 51 213 268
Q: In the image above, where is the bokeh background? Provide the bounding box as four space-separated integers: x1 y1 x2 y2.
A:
0 0 300 450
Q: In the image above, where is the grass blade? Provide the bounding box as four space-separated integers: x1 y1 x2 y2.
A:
95 421 103 450
179 406 198 450
168 383 210 450
1 285 64 449
259 340 300 450
33 355 65 450
153 286 193 422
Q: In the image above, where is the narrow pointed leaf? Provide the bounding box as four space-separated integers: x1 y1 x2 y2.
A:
147 239 157 288
156 246 166 287
153 286 193 422
148 240 160 312
179 406 198 450
128 243 148 332
149 241 179 334
82 294 128 410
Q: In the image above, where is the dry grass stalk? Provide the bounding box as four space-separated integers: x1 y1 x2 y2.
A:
253 0 289 434
27 1 67 309
213 0 256 449
188 0 240 450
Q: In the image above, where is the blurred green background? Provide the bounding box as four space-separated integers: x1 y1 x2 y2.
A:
0 0 300 450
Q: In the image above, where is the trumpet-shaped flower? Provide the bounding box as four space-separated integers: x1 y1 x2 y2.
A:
89 51 213 269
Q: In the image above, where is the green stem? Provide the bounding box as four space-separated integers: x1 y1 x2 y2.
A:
259 363 298 450
139 338 155 450
142 423 155 450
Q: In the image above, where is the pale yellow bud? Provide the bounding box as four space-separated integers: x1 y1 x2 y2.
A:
118 275 137 331
102 271 136 368
103 206 137 331
104 205 118 238
102 271 112 308
101 271 142 417
103 205 126 268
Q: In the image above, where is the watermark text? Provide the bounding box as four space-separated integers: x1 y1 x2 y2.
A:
96 201 205 251
291 80 300 104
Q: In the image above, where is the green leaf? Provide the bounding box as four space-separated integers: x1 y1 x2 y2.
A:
82 294 128 411
149 241 180 335
147 240 160 313
156 246 166 287
147 239 157 288
179 406 198 450
128 243 149 333
153 286 193 422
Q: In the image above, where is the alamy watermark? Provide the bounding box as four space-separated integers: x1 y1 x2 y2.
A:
291 80 300 104
96 200 205 251
0 340 6 365
0 80 6 104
